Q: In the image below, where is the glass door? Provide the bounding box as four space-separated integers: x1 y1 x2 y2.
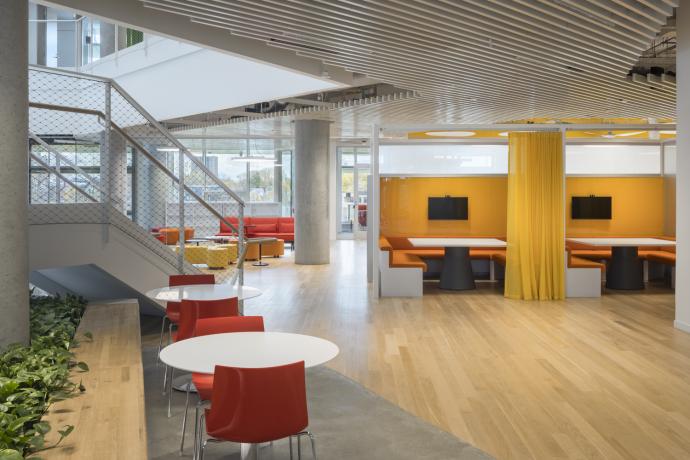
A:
337 147 370 239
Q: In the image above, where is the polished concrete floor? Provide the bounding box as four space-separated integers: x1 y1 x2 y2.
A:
143 339 495 459
224 240 690 460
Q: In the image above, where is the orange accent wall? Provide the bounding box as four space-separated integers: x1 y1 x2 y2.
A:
565 177 665 237
380 177 508 237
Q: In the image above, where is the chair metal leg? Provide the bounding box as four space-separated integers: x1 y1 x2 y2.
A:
168 322 174 345
297 434 301 459
308 433 316 460
163 365 169 394
167 367 175 418
289 436 293 460
157 316 167 365
198 414 206 460
180 380 191 454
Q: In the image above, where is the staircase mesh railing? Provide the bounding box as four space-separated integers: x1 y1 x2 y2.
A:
28 65 246 284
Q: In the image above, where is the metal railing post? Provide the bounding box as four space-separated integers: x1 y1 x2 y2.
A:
178 148 185 274
101 81 111 243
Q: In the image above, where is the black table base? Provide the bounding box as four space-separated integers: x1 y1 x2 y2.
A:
606 246 644 290
440 247 476 290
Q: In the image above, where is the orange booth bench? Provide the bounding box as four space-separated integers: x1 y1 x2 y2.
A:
379 235 507 297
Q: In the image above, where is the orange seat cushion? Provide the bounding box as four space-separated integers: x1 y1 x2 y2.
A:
645 251 676 265
571 249 612 260
379 236 393 251
569 256 605 271
403 249 445 259
390 251 427 270
493 251 506 265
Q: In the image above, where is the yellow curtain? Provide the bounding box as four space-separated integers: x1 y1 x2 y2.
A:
505 132 565 300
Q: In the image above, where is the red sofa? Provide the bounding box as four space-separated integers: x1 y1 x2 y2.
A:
218 216 294 243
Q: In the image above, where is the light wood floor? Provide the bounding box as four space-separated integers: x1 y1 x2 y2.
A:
237 240 690 460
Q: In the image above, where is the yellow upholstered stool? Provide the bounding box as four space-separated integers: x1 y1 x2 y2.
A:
216 243 238 264
206 247 230 269
261 239 285 258
174 245 207 264
244 242 260 261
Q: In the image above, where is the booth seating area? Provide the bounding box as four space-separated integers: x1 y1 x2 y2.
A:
217 216 295 245
567 238 676 285
565 248 606 298
379 236 507 297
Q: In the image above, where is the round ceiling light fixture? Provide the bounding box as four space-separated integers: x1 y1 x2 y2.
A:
424 131 475 137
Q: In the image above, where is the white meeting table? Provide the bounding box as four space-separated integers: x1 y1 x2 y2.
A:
567 238 675 290
145 283 262 303
160 332 339 460
408 238 507 290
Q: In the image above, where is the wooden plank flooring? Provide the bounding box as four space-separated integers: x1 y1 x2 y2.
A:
238 240 690 460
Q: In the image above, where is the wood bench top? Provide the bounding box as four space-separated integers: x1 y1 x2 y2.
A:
41 300 147 460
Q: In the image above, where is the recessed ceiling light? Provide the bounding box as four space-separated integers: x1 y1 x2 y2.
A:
156 147 180 152
498 132 509 137
425 131 475 137
660 130 676 135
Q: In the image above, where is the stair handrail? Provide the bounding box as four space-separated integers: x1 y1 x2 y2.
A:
29 150 99 203
28 101 243 237
28 65 245 207
29 131 127 208
29 65 248 285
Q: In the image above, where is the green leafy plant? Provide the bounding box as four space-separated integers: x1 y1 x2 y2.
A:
0 294 87 458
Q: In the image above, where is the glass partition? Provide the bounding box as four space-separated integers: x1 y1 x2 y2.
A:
379 144 508 175
565 144 661 175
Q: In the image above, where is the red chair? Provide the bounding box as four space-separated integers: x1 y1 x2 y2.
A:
165 297 238 418
180 316 264 454
197 362 316 460
158 274 215 359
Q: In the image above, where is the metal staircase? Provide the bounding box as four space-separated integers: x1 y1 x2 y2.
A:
28 65 247 286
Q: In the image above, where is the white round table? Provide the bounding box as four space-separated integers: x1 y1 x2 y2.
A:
160 332 339 460
145 284 262 302
160 331 339 374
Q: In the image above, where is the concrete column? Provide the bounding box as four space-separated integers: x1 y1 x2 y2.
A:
675 3 690 332
0 1 30 347
109 132 128 213
134 150 168 231
294 120 330 264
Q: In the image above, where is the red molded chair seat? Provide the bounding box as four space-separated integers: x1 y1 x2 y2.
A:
201 362 311 452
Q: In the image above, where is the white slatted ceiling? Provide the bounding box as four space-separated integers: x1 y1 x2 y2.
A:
143 0 677 137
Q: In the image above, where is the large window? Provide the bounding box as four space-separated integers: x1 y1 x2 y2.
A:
178 138 293 216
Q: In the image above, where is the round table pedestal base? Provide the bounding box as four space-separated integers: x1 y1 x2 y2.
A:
440 247 476 291
172 375 196 393
241 442 272 460
606 246 644 290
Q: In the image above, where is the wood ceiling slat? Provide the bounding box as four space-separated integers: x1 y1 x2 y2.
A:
140 0 676 128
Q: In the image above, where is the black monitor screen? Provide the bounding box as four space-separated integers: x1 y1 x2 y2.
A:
571 196 612 220
428 197 468 220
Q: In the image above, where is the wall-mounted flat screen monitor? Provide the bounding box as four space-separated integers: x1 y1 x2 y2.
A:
428 197 468 220
571 196 612 220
